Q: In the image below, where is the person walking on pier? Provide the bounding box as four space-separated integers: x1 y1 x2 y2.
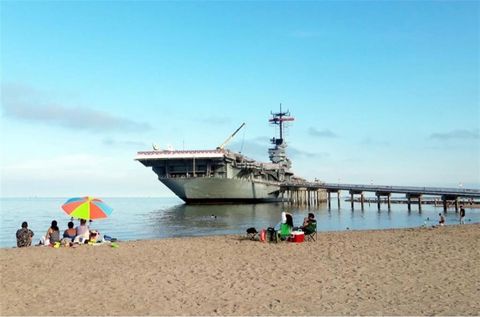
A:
459 206 466 224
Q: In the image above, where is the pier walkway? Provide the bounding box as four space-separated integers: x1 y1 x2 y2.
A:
280 182 480 212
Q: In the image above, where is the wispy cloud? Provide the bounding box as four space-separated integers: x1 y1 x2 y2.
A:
1 83 151 133
361 137 390 147
102 138 147 147
227 138 268 160
199 116 233 126
288 146 329 159
228 137 328 161
430 129 479 141
308 127 338 138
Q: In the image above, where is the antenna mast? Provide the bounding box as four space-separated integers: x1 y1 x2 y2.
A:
268 104 294 167
269 103 294 144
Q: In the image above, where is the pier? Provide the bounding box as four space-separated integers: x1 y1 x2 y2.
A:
281 187 327 207
280 183 480 212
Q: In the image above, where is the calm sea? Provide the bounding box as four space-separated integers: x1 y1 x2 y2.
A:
1 197 479 248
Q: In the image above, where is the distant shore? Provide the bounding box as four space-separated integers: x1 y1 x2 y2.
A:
1 224 479 315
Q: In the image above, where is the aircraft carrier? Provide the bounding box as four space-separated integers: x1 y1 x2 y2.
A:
135 108 302 203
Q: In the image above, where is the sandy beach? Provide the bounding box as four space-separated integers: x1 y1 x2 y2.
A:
1 224 479 316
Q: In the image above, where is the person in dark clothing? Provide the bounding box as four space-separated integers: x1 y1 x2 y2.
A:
63 221 76 239
459 206 466 224
301 213 317 235
16 222 34 247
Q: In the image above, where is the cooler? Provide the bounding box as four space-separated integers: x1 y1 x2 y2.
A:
290 231 304 243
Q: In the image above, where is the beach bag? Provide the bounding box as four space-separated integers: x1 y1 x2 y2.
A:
104 235 117 242
267 227 277 243
260 229 266 242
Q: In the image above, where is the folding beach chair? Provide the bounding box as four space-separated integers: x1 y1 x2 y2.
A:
304 221 317 242
246 227 258 240
278 223 292 241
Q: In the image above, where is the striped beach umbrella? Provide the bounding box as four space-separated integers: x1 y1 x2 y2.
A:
61 197 113 220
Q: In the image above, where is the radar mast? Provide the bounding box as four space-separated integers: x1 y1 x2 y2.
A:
268 104 294 168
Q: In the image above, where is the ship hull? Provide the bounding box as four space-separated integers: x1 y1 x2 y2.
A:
160 177 284 204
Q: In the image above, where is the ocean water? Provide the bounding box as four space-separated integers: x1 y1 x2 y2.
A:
1 197 479 248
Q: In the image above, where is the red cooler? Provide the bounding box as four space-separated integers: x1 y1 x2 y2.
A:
291 231 304 243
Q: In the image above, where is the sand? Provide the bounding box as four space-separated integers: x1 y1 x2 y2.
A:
1 224 479 316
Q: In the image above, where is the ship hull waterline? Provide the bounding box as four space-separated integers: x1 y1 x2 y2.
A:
159 177 286 204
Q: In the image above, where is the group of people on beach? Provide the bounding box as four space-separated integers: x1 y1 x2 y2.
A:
248 211 317 242
15 205 469 248
278 211 316 239
15 219 100 248
437 206 466 226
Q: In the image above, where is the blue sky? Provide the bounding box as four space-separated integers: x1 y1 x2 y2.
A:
1 1 479 197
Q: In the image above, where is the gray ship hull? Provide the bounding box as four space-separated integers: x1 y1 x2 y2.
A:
160 177 284 203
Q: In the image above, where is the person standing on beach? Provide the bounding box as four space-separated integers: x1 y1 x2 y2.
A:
16 221 34 247
438 213 445 226
459 206 466 224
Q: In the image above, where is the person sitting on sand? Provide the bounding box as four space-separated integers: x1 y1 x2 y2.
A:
277 211 294 240
41 220 60 245
300 213 317 235
87 220 103 243
283 212 294 228
16 221 34 248
74 219 90 243
438 213 445 226
89 229 102 243
63 221 76 240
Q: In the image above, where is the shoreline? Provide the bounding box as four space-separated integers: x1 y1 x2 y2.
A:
1 224 479 315
2 219 478 250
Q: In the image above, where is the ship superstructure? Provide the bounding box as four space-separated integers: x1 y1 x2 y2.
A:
135 108 296 203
